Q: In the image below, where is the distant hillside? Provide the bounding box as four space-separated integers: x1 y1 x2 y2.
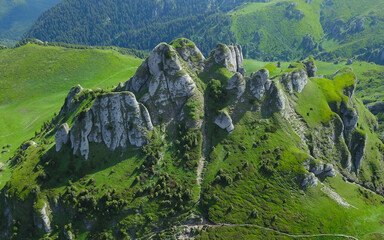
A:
25 0 384 62
0 0 62 46
0 43 142 167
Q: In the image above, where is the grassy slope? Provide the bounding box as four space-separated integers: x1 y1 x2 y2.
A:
320 0 384 57
3 49 384 238
0 44 142 188
199 62 384 239
245 58 384 135
245 59 384 103
230 0 323 59
228 0 384 61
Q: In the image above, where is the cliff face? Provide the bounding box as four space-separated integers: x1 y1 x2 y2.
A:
69 92 153 160
56 39 209 159
55 39 368 181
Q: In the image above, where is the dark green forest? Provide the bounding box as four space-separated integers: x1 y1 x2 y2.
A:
25 0 261 56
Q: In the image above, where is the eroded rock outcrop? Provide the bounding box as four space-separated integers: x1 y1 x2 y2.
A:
55 123 70 151
34 202 51 234
250 69 270 99
302 173 318 187
281 68 308 93
124 42 203 128
227 72 246 98
214 111 234 132
59 85 83 115
171 38 205 73
212 43 245 75
303 58 317 77
69 92 153 160
305 160 337 178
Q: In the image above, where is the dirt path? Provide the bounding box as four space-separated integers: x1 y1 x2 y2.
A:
320 183 357 209
177 223 359 240
196 106 208 197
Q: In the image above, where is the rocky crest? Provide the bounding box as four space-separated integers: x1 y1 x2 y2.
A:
68 92 152 160
124 41 204 128
55 39 213 159
55 39 368 185
59 85 83 115
211 43 245 75
55 123 70 151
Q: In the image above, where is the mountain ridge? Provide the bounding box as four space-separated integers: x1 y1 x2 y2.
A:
1 38 384 239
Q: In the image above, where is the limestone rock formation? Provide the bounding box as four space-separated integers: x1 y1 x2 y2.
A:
303 58 317 77
302 173 318 187
281 68 308 93
214 111 234 132
341 105 358 137
69 92 153 160
226 72 246 98
212 43 245 75
22 141 37 150
171 38 205 73
34 203 51 234
265 82 287 114
59 85 83 115
305 160 337 178
124 42 203 128
250 69 270 99
324 163 337 177
346 59 353 65
55 123 70 151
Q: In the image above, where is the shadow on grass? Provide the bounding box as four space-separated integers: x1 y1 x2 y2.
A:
38 142 143 190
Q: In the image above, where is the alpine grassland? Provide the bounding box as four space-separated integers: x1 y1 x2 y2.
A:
0 43 142 189
2 38 384 239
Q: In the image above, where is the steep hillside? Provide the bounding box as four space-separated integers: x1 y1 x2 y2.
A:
0 43 143 181
24 0 384 62
244 59 384 141
1 39 384 239
0 0 62 46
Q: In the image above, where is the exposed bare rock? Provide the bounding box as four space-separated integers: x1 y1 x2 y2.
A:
250 69 270 99
55 123 70 151
341 104 358 137
302 173 318 187
35 202 51 234
171 38 205 73
70 92 153 160
350 131 367 173
305 160 337 178
124 42 202 128
324 163 337 177
281 68 308 93
212 43 245 75
59 85 83 115
303 58 317 77
214 111 234 132
226 72 246 98
266 82 286 113
310 161 325 175
346 59 353 65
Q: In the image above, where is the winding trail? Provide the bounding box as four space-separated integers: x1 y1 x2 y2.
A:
196 103 208 199
177 223 359 240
